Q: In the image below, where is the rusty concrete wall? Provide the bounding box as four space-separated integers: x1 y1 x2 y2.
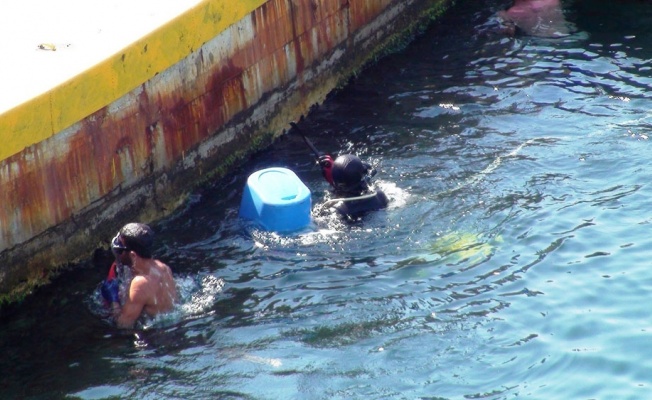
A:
0 0 451 303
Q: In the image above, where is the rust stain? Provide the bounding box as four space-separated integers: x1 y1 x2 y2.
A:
349 0 392 31
1 0 356 253
0 0 452 301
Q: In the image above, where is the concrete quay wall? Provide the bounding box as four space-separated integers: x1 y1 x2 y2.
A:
0 0 451 303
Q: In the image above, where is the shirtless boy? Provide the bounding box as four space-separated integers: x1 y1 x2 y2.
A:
102 223 178 329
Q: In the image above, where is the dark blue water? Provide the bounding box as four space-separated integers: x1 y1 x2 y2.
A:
4 0 652 398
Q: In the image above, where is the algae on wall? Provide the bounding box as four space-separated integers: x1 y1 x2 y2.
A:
0 0 454 305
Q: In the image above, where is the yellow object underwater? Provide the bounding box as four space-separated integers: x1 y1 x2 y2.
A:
430 231 503 266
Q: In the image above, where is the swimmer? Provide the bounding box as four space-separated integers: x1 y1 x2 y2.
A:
100 223 178 329
289 121 388 218
317 153 389 218
498 0 572 38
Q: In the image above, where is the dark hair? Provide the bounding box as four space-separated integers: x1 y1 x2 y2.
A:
119 223 154 258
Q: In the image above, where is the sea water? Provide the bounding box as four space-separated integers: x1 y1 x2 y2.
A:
2 1 652 398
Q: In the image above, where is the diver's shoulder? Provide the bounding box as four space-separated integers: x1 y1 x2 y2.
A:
374 188 389 206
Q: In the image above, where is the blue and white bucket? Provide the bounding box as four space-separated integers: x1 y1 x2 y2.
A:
239 167 312 232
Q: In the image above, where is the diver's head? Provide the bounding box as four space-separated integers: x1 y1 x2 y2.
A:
331 154 372 195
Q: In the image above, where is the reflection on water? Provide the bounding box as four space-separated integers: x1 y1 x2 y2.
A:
4 0 652 398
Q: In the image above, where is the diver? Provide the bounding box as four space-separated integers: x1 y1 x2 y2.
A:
290 122 388 219
318 153 389 218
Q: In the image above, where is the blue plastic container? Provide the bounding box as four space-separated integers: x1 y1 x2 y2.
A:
239 167 312 232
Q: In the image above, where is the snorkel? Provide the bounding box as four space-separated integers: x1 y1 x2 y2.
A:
289 121 377 194
290 121 335 187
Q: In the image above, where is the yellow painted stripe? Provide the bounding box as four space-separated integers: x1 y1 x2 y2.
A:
0 0 267 161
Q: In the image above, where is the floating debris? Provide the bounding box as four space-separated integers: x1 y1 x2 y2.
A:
38 43 57 51
37 43 72 51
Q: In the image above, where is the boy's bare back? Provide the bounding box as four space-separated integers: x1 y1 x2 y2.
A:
140 260 178 316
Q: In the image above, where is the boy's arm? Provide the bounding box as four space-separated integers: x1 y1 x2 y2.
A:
112 277 147 329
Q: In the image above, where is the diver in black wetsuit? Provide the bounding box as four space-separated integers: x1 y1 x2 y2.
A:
289 121 388 219
317 153 389 218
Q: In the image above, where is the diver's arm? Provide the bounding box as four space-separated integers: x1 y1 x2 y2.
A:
318 154 335 187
